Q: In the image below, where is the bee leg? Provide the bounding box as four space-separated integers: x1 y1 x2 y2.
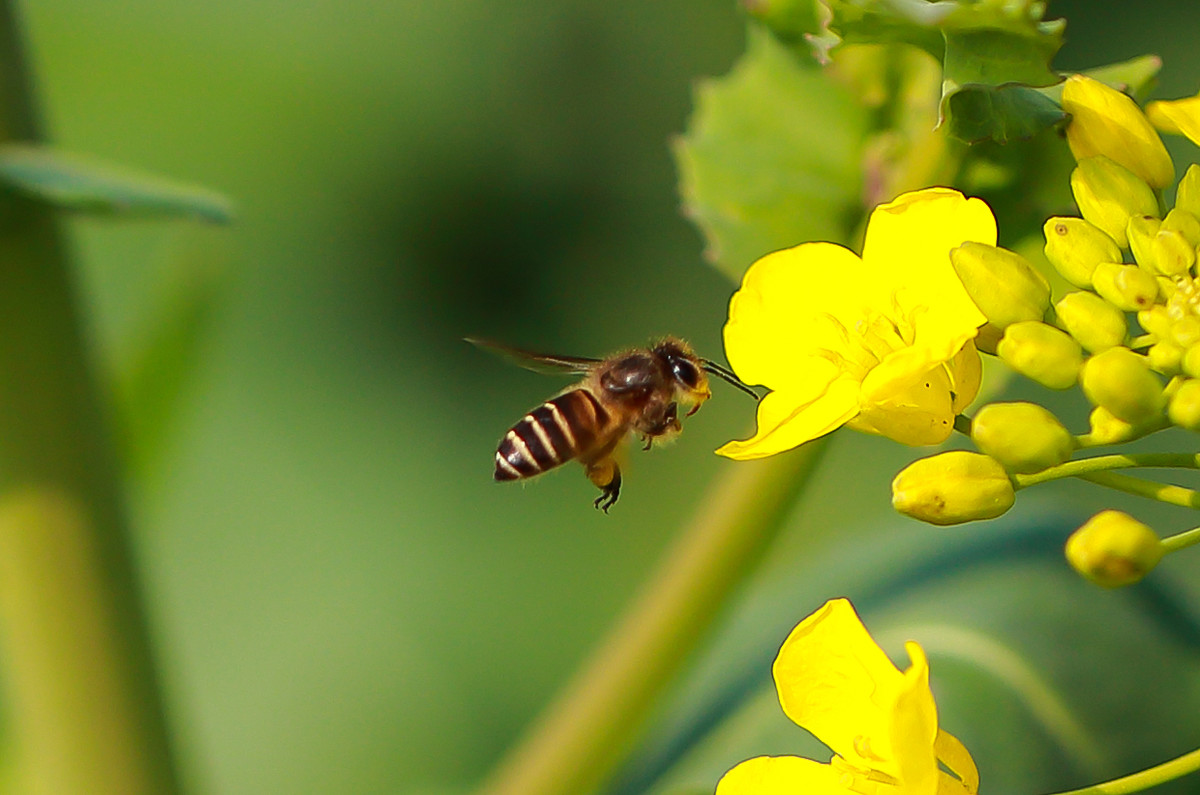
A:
641 435 652 452
586 459 622 513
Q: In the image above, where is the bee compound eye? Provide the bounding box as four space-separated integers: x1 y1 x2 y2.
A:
672 358 701 389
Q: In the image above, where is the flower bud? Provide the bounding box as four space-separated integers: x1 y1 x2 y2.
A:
1126 214 1161 269
1183 344 1200 379
1138 305 1171 338
1071 156 1159 248
892 451 1015 526
1043 217 1122 288
1080 347 1166 424
970 402 1074 474
1087 406 1146 444
1054 291 1127 352
1162 208 1200 248
997 321 1083 389
1148 230 1195 276
1168 378 1200 430
1065 510 1163 588
950 242 1050 330
1176 164 1200 219
1062 75 1174 189
1090 261 1159 312
1171 316 1200 348
1147 340 1184 375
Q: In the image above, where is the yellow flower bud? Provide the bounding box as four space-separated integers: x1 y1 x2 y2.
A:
1171 316 1200 348
1065 510 1163 588
1183 344 1200 379
1061 75 1174 189
1147 230 1196 276
1080 347 1166 424
1148 340 1184 375
1070 156 1159 248
1168 378 1200 430
1176 164 1200 219
949 242 1050 330
1043 216 1122 288
970 402 1074 474
997 321 1083 389
1054 291 1127 352
1157 276 1179 301
892 451 1015 526
1163 208 1200 248
1090 261 1159 312
1138 305 1171 338
1126 214 1161 269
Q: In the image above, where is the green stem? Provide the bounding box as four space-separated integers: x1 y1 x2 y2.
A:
0 4 179 792
1013 453 1200 490
1161 524 1200 553
475 439 829 795
1077 471 1200 510
1048 746 1200 795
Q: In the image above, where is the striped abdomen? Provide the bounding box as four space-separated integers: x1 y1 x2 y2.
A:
494 389 610 481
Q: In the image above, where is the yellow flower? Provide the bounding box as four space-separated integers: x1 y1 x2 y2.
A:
718 188 993 459
716 598 979 795
1061 74 1174 189
1146 92 1200 147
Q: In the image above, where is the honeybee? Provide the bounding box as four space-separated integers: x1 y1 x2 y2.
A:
469 337 758 511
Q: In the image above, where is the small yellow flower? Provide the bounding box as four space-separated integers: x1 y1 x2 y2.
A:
1146 91 1200 147
1062 74 1174 189
716 598 979 795
718 188 993 459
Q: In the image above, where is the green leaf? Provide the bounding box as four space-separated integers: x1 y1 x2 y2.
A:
0 144 234 223
769 0 1069 144
945 84 1065 144
674 27 869 281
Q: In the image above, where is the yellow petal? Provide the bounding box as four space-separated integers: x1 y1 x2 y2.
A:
716 756 844 795
1062 74 1174 189
854 358 956 445
1146 95 1200 146
889 642 940 793
860 188 992 333
948 340 982 413
935 730 980 794
717 378 860 460
772 599 907 779
724 242 871 392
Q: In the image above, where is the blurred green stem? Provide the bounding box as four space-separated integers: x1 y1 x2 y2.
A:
1014 453 1200 489
1049 746 1200 795
0 4 179 793
1077 471 1200 510
476 439 829 795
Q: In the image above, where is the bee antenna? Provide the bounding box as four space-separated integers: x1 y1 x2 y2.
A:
700 359 761 401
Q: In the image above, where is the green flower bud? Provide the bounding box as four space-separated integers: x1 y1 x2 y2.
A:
1176 164 1200 219
1054 291 1127 352
1091 261 1159 311
1080 347 1166 423
1147 340 1184 375
892 451 1015 526
1168 378 1200 430
1126 214 1161 269
970 402 1074 474
1043 216 1122 288
997 321 1083 389
1065 510 1163 588
1070 156 1159 248
1162 208 1200 248
950 242 1051 330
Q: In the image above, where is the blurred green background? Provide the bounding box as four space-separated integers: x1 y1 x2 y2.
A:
12 0 1200 793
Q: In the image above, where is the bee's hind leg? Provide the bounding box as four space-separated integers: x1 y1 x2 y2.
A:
586 459 622 513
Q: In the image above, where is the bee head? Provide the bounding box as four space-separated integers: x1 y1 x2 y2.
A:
654 339 712 408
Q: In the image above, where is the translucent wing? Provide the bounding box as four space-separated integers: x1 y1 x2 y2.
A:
465 337 600 376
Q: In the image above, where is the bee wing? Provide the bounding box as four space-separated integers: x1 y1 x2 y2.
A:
465 337 600 376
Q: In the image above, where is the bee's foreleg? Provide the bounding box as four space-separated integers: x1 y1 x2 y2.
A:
586 458 622 513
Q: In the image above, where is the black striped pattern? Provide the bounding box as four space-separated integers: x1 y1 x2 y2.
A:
494 389 610 481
